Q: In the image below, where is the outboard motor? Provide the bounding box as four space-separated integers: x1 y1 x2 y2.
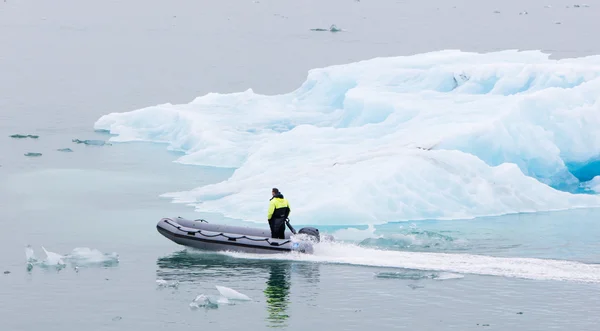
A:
298 227 320 242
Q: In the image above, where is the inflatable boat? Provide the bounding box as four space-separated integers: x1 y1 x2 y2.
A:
156 216 321 254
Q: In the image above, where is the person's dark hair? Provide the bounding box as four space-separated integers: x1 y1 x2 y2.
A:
272 188 280 194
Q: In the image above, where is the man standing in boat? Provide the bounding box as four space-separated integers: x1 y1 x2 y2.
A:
268 188 291 239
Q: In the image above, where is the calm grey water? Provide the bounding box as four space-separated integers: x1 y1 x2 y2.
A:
2 0 600 330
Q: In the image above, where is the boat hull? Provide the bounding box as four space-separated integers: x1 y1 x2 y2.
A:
156 217 313 254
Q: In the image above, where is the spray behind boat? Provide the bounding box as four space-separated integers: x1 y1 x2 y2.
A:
287 218 336 253
286 218 321 254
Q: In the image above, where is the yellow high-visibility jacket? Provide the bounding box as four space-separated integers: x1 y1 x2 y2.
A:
268 196 291 221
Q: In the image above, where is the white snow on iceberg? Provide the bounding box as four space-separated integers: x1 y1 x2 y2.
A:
583 176 600 193
95 50 600 225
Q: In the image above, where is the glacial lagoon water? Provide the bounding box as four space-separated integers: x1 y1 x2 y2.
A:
2 0 600 330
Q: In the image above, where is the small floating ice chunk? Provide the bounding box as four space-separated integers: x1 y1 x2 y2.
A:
25 245 36 262
56 148 73 152
24 152 42 157
215 285 251 301
189 287 248 309
310 24 342 32
194 294 208 302
519 11 528 15
10 134 39 139
42 246 66 266
25 246 118 270
217 296 230 305
72 139 111 146
329 24 341 32
156 279 180 288
190 294 221 309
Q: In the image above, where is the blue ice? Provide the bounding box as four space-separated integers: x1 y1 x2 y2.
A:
94 50 600 225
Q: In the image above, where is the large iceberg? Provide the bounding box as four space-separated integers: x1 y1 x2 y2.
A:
95 50 600 225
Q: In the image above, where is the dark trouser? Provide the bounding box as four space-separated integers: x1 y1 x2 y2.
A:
268 217 286 239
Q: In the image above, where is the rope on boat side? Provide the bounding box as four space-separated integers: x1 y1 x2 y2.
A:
163 219 292 246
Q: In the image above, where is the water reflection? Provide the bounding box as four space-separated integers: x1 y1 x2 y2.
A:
155 249 320 328
264 262 290 327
